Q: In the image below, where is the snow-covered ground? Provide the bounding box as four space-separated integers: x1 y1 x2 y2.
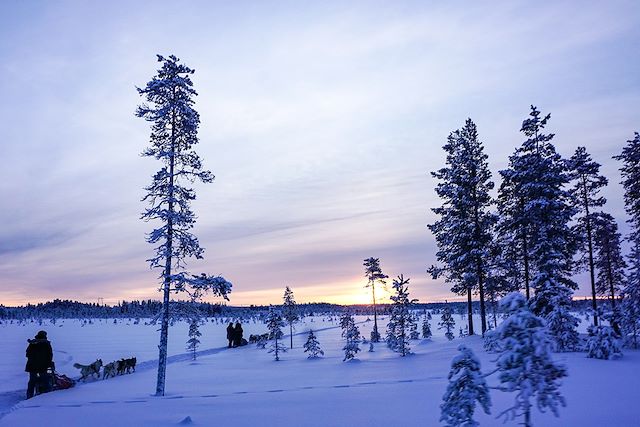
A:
1 315 639 426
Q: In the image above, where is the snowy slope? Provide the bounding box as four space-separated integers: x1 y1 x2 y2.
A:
1 316 638 426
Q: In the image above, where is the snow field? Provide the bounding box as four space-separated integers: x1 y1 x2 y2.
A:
0 314 638 426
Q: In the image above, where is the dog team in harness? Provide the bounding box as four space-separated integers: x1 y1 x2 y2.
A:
25 330 136 400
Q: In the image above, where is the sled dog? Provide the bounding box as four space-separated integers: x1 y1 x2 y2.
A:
102 362 117 379
73 359 103 381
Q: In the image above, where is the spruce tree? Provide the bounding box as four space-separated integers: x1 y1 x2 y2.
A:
499 106 578 350
363 257 388 342
282 286 299 349
303 330 324 359
422 312 432 339
568 146 608 326
409 315 420 340
586 325 622 360
385 316 397 350
186 317 201 361
265 307 286 361
613 132 640 238
440 345 491 427
429 119 495 335
494 293 567 427
593 213 626 310
439 303 455 341
386 275 417 356
137 55 232 395
484 236 520 329
341 313 361 361
613 132 640 348
621 240 640 348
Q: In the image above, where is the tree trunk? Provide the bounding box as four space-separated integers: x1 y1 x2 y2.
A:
491 300 498 329
156 274 171 396
520 198 530 300
467 287 474 335
372 282 379 342
155 107 176 397
477 259 487 334
524 406 531 427
472 193 487 334
290 323 293 349
582 177 598 326
605 248 616 309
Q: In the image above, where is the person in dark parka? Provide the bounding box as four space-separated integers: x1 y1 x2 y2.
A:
226 323 235 348
25 330 54 399
233 322 243 347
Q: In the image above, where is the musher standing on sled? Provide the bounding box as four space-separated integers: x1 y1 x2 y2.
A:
25 330 54 399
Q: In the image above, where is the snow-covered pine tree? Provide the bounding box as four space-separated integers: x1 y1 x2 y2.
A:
593 213 626 313
499 106 578 351
494 292 567 427
613 132 640 237
265 307 286 361
409 314 420 340
429 119 495 335
186 317 201 361
621 240 640 348
439 303 455 341
341 313 361 361
386 275 418 356
363 257 388 342
440 345 491 427
282 286 299 349
385 316 397 350
136 55 232 396
483 329 501 353
613 132 640 349
484 236 520 329
303 330 324 359
422 313 432 339
586 325 622 360
568 146 609 326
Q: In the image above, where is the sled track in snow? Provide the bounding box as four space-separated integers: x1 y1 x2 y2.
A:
0 320 355 420
16 375 446 410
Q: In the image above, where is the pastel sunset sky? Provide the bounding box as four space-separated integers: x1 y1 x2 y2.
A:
1 1 639 306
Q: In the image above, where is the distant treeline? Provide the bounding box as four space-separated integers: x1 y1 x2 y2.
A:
0 297 601 320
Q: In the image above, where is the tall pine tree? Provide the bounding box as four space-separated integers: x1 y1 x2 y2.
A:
429 118 495 335
498 106 578 350
568 146 608 326
613 132 640 348
593 213 626 310
282 286 299 349
363 257 388 342
137 55 232 395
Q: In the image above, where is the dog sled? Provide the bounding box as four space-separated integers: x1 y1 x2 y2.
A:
34 368 76 396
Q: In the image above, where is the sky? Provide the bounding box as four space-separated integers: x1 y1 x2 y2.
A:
0 0 639 307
